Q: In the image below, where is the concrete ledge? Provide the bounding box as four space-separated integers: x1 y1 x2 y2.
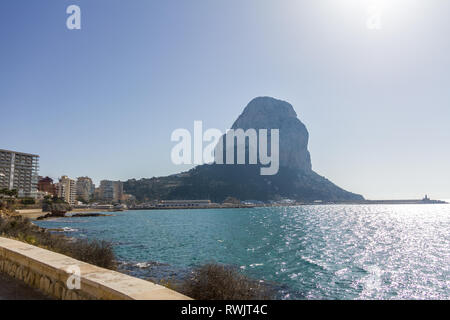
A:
0 237 191 300
15 209 43 214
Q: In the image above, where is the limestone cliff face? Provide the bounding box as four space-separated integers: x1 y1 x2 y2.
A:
230 97 312 172
124 97 364 202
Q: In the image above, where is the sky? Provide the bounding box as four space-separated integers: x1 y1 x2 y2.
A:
1 0 449 200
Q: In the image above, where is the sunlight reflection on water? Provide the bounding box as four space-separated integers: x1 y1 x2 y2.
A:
36 204 450 300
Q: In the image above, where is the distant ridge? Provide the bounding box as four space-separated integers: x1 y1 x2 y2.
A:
124 97 364 202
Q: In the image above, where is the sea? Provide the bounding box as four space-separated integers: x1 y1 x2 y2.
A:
35 204 450 300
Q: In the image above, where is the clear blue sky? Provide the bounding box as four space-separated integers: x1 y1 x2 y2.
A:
1 0 449 200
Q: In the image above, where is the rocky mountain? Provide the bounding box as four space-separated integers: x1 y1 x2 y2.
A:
124 97 364 202
229 97 312 172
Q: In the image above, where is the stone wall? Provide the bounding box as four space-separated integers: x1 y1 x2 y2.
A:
0 237 191 300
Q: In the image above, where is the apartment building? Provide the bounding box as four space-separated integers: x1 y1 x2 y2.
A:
56 175 77 205
99 180 123 203
76 176 95 202
37 176 57 196
0 149 39 198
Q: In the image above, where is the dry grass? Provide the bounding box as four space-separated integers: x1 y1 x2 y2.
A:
179 263 274 300
0 215 116 270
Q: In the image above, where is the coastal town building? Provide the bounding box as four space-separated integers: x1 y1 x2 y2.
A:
76 176 95 202
157 200 212 208
99 180 123 203
0 149 39 198
121 193 136 203
93 187 101 200
56 175 77 206
37 176 57 196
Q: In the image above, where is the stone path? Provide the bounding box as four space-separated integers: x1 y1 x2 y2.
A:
0 273 51 300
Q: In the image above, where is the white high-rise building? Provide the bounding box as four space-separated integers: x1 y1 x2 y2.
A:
99 180 123 203
56 175 77 205
0 149 39 198
76 176 95 202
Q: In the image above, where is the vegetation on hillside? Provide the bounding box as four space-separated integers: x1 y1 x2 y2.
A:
0 188 18 198
41 196 72 216
124 164 363 203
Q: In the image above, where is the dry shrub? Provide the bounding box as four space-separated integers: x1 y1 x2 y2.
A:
180 263 274 300
0 216 116 270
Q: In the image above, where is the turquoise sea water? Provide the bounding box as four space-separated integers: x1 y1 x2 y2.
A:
35 205 450 300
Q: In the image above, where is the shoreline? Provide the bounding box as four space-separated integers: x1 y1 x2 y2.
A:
129 199 448 211
14 208 117 220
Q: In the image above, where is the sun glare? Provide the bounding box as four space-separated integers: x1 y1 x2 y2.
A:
332 0 424 31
